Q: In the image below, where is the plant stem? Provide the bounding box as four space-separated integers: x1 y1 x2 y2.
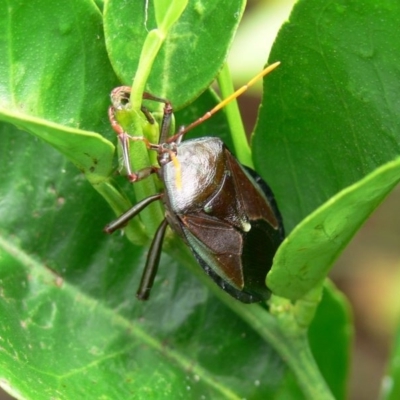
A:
217 63 254 168
228 299 335 400
169 242 334 399
120 3 188 237
279 333 335 400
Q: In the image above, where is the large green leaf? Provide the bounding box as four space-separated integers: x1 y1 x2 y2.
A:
0 0 118 182
1 122 351 400
254 0 400 232
270 281 352 400
308 281 352 400
0 123 286 399
253 0 400 297
104 0 246 108
268 157 400 299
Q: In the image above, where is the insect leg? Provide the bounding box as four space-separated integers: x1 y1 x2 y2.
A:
136 218 169 300
109 88 173 181
109 105 158 182
142 92 173 144
104 193 163 233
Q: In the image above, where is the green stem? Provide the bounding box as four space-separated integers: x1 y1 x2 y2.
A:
228 298 334 400
130 1 188 111
217 63 253 168
168 242 333 399
120 2 188 237
126 28 166 236
129 29 165 113
279 334 335 400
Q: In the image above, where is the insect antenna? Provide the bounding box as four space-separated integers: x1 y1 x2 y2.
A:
167 61 280 143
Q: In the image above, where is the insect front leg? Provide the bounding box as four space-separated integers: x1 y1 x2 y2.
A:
108 113 158 182
109 87 174 182
142 92 173 144
108 93 154 181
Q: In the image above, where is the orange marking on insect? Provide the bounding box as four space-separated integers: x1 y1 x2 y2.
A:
170 151 182 190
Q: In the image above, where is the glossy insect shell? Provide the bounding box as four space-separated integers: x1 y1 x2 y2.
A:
106 62 283 303
160 137 284 303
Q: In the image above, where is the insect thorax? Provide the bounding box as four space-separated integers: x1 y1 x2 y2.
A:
162 137 226 214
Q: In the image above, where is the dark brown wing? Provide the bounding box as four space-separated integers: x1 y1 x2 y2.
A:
175 146 284 303
180 213 244 290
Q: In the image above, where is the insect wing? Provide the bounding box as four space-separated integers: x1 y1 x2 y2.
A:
181 218 260 303
177 147 284 303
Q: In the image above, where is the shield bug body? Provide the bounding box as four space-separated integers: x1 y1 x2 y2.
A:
105 63 284 303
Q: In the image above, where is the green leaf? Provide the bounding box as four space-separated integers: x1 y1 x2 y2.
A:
252 0 400 299
308 281 352 400
244 286 353 400
0 110 114 184
0 0 119 184
268 157 400 299
104 0 246 108
244 281 352 400
254 0 400 232
153 0 188 31
0 122 288 399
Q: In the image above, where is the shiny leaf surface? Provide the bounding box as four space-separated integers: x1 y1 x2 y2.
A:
254 0 400 301
104 0 246 108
